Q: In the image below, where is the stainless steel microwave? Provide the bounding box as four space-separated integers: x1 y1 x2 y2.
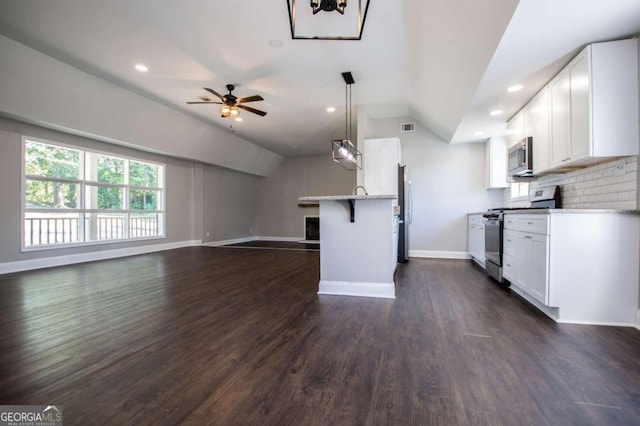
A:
508 137 533 177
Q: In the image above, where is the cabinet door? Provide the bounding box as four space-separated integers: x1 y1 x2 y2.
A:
528 234 549 305
569 51 591 163
549 70 571 168
532 87 550 174
507 111 524 147
516 232 532 291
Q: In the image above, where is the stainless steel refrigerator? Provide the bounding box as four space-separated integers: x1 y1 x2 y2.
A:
398 165 412 262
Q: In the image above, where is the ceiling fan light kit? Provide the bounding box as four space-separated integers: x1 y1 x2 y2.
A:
332 71 361 171
187 84 267 119
287 0 370 40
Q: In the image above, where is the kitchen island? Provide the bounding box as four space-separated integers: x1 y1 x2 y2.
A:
298 194 398 299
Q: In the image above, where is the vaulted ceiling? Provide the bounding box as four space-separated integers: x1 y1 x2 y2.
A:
0 0 639 157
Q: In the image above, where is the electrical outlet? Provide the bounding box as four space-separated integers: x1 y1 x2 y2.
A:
249 228 253 234
206 231 210 238
614 163 626 176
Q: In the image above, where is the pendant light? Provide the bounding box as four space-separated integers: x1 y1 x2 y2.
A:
332 72 361 170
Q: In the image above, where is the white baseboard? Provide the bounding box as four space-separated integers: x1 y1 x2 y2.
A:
257 236 302 242
318 280 395 299
202 236 257 247
409 250 471 260
636 311 640 331
0 239 201 275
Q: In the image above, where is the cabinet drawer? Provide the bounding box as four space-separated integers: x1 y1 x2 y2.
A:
469 215 484 225
517 216 548 235
503 254 517 281
504 216 517 230
503 230 517 255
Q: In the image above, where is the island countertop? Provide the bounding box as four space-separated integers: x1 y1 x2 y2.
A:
299 194 397 201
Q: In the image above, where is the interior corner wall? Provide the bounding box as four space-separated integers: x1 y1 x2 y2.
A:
369 117 502 253
201 163 259 244
0 117 195 263
255 156 356 238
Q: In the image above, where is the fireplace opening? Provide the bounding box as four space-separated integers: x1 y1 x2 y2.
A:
305 216 320 241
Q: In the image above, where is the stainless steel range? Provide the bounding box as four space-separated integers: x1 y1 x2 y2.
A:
482 186 561 283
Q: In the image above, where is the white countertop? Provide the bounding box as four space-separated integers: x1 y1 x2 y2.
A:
299 194 397 201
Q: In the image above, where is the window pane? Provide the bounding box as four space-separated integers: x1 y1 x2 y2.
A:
85 185 124 209
129 190 161 210
25 212 81 246
25 141 81 179
86 152 125 184
25 179 80 209
85 213 126 241
129 213 160 238
129 161 158 187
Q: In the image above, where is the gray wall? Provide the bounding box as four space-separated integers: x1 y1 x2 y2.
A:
256 156 355 238
201 164 259 243
369 117 503 253
0 116 260 263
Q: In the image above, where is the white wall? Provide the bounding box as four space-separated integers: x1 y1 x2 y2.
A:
0 34 283 177
368 117 502 256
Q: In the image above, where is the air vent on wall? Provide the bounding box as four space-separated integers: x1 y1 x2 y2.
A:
400 122 415 133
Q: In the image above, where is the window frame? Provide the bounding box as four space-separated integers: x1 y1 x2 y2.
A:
21 135 166 251
510 182 530 200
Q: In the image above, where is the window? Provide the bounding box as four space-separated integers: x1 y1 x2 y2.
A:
510 182 530 199
23 137 165 249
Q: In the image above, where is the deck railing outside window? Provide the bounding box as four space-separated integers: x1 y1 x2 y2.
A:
23 137 165 250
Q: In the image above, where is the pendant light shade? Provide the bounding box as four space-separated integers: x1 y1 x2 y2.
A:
331 72 361 170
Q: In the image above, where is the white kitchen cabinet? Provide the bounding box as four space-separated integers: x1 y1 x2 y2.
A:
506 110 524 148
528 87 550 174
361 138 401 196
515 232 549 305
467 214 485 267
485 136 509 188
503 212 639 325
549 39 639 169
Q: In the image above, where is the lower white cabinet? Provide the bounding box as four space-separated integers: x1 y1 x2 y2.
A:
467 214 485 267
503 212 639 325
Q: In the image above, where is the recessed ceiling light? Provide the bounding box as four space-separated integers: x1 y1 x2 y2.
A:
507 84 523 93
134 64 148 72
489 110 503 116
235 117 243 122
326 107 336 113
268 39 284 48
474 131 485 136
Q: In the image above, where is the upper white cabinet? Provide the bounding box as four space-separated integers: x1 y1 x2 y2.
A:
549 39 639 169
486 136 509 188
528 87 551 174
506 110 524 148
362 138 402 196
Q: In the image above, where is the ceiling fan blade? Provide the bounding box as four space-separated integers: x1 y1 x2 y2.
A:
204 87 224 99
187 101 223 104
237 104 267 116
237 95 264 103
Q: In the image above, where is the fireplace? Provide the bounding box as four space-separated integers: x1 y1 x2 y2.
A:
304 216 320 241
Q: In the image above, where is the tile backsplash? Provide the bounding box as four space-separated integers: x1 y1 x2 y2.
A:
503 156 639 210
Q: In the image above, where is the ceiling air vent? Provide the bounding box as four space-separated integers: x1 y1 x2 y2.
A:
400 122 415 133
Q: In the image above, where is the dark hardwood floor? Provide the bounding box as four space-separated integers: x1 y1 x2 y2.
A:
1 247 639 425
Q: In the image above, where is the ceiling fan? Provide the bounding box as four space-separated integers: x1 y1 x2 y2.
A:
187 84 267 118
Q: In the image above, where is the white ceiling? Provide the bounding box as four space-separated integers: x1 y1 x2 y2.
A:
0 0 638 156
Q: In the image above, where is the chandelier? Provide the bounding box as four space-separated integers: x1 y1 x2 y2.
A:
331 72 361 170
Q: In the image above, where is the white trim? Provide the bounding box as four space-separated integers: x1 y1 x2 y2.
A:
635 310 640 331
201 236 257 247
318 280 396 299
298 240 320 244
0 239 200 275
256 236 302 242
409 250 471 259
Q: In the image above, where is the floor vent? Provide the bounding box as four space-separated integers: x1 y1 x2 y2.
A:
400 122 415 133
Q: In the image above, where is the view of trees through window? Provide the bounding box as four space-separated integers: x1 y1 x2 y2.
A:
23 138 165 248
